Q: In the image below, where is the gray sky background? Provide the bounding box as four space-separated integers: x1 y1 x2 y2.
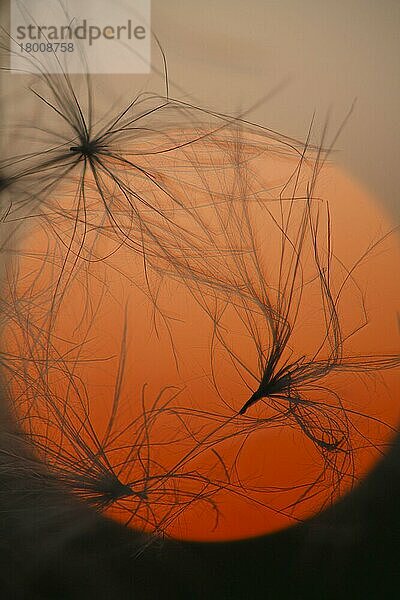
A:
1 0 399 219
151 0 399 220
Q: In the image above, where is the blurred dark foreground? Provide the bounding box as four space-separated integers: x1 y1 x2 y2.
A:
0 402 399 600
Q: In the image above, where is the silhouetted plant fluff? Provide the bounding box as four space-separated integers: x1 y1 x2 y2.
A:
0 34 399 540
